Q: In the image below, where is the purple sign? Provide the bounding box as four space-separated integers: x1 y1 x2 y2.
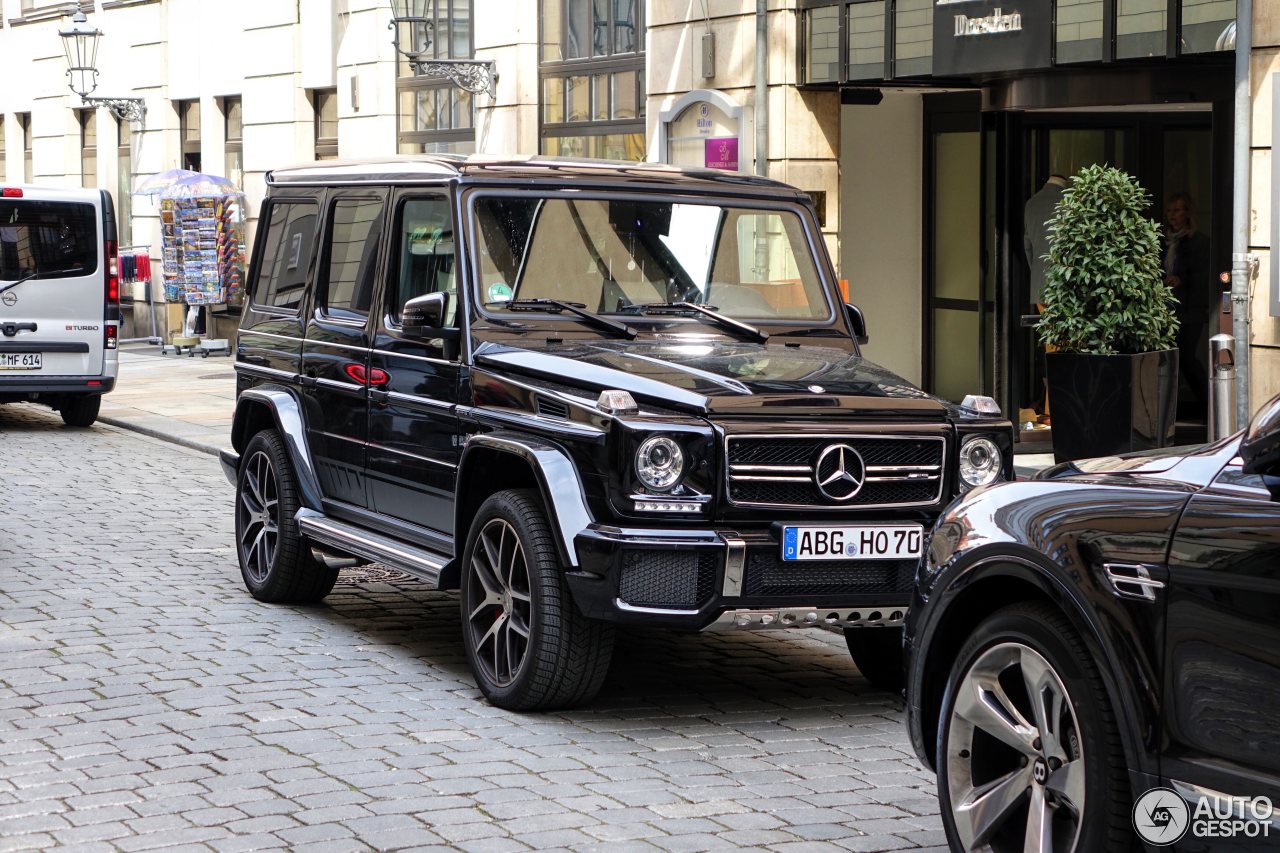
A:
704 137 738 171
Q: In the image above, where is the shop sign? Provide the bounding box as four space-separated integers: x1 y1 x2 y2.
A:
705 137 739 171
933 0 1050 76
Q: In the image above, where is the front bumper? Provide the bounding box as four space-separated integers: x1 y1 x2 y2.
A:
567 523 914 632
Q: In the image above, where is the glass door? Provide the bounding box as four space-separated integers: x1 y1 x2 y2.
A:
925 102 989 403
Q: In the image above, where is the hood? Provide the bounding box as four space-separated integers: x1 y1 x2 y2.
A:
473 339 971 419
1033 435 1243 490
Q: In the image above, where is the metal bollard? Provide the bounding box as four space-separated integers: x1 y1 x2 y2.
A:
1208 333 1237 441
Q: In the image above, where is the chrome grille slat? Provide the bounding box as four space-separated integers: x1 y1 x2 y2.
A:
724 433 947 509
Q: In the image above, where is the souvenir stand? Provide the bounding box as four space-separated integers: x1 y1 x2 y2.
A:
157 174 246 356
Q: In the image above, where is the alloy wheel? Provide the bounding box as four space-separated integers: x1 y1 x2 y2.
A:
238 449 280 585
945 642 1086 852
465 518 533 687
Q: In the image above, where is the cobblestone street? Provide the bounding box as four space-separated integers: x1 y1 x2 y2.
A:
0 404 945 852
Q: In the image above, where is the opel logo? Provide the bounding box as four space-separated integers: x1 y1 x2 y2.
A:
814 444 865 502
1 292 15 307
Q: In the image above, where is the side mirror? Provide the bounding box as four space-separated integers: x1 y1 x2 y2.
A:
401 292 448 336
845 303 869 346
1241 393 1280 477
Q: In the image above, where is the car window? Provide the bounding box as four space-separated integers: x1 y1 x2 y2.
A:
471 195 831 322
252 200 317 312
321 198 384 322
390 196 456 326
0 200 97 281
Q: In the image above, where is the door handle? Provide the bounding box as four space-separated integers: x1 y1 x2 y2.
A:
369 389 390 406
299 374 317 388
239 353 268 365
1 322 37 337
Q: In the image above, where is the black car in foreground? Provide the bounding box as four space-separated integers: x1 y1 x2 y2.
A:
906 395 1280 851
220 155 1013 711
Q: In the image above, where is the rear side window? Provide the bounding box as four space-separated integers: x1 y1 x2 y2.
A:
320 198 384 322
0 200 98 281
252 200 317 312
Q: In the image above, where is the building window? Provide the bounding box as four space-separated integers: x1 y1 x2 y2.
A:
396 1 476 155
79 109 97 188
1180 0 1236 54
178 99 201 172
19 113 32 183
222 96 242 188
539 0 646 160
117 118 132 245
313 89 338 160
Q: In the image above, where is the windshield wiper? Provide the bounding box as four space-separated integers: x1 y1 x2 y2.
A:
487 298 637 340
0 267 85 296
621 301 768 344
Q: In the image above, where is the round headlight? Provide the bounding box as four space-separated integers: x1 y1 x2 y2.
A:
636 436 684 492
959 436 1002 490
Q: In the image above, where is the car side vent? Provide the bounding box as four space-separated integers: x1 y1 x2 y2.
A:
536 397 570 419
1102 563 1166 603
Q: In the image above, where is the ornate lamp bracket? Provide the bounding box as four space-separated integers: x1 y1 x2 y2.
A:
80 95 147 123
410 58 497 98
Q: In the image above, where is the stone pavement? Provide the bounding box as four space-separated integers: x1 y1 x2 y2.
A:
102 344 1055 476
0 404 947 852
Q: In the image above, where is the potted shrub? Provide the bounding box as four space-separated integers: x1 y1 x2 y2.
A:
1038 164 1180 463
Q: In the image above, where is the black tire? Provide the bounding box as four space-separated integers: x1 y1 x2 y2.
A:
844 627 906 692
235 429 337 603
460 489 614 711
935 602 1129 853
59 395 101 427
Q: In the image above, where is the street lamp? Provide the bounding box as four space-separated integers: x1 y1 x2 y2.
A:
58 11 146 123
388 0 497 98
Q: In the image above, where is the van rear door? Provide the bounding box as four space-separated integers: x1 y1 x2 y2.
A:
0 189 107 377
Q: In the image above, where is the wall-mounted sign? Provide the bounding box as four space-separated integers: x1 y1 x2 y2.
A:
705 137 739 171
933 0 1050 76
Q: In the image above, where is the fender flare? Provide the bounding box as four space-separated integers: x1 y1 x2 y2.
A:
457 432 593 568
230 385 324 512
916 550 1156 780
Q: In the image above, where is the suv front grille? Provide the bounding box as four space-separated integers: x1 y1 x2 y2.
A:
742 550 916 597
619 550 718 610
725 434 946 509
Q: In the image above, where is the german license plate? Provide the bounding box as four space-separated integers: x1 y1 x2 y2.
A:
0 353 40 370
781 524 924 561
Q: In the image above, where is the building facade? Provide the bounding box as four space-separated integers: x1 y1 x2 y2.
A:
6 0 1278 436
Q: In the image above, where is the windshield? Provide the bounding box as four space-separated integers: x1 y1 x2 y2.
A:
472 195 831 322
0 200 98 281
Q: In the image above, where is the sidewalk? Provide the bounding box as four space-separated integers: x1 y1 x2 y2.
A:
100 343 1056 477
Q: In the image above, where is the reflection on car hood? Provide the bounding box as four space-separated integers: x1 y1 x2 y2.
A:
1033 437 1242 490
473 339 985 420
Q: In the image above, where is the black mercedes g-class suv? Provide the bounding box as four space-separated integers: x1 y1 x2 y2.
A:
220 155 1013 711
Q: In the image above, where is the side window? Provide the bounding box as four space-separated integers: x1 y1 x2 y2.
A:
391 196 456 326
321 197 385 322
252 200 317 312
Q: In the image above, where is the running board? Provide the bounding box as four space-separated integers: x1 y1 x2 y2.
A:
295 508 449 587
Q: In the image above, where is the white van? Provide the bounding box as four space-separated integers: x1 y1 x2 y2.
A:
0 185 120 426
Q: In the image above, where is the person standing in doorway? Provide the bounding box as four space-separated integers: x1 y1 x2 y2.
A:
1023 174 1068 422
1163 192 1211 413
1024 174 1068 311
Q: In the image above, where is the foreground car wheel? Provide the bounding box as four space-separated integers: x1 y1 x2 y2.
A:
59 395 100 427
937 603 1128 852
844 627 905 692
235 429 337 603
461 489 614 711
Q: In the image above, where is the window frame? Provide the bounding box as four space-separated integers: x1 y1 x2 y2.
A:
385 191 458 330
18 113 32 183
177 98 201 172
248 198 320 316
221 95 243 189
395 0 477 155
538 0 646 156
312 88 339 161
317 194 388 325
78 108 97 188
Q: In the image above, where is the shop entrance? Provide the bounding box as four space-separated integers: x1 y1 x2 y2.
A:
1010 110 1220 441
922 98 1223 445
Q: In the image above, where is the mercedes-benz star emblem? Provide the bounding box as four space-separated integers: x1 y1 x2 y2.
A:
814 444 866 502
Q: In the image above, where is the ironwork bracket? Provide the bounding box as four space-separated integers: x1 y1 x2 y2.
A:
80 95 146 123
409 59 497 98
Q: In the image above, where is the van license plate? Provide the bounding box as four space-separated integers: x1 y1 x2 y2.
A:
0 353 40 370
781 524 923 561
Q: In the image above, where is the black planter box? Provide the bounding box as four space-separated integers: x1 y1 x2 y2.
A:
1046 349 1179 463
